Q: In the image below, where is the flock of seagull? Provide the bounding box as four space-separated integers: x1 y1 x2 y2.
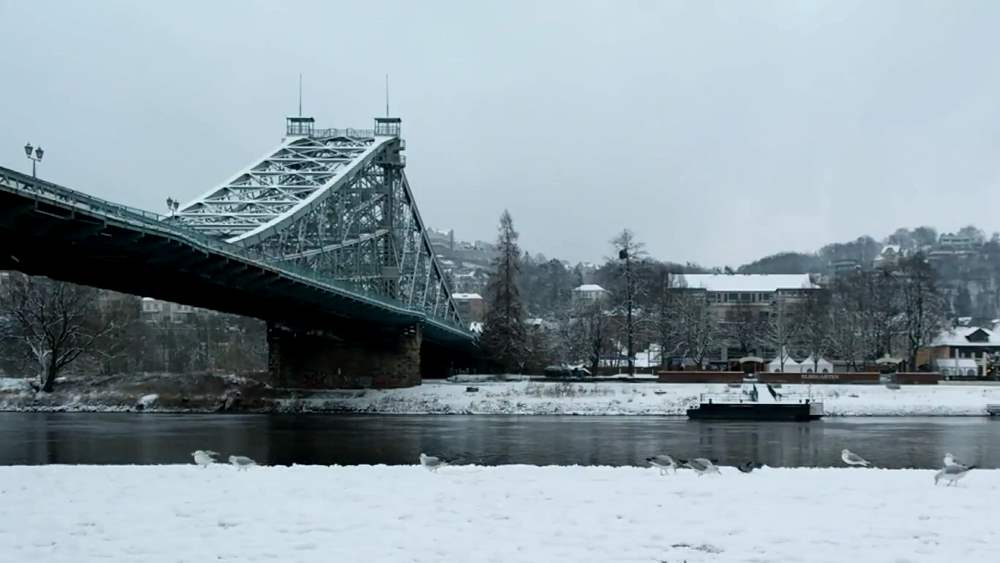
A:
193 449 978 485
839 448 977 485
420 450 978 485
190 450 256 470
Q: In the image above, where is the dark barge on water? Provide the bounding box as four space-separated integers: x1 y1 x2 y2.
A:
686 381 824 421
687 400 824 421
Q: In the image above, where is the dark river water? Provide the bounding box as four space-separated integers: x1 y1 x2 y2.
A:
1 413 997 469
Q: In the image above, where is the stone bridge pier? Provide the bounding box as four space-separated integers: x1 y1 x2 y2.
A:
266 321 423 389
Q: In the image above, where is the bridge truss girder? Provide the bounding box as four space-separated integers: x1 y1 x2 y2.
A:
173 126 462 329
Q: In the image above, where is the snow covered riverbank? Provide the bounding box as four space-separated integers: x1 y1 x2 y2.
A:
279 380 1000 416
1 464 997 562
4 375 1000 416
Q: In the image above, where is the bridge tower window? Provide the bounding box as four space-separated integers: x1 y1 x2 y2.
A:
375 117 402 137
286 116 315 137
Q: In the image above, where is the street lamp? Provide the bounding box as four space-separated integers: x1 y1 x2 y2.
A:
24 142 44 178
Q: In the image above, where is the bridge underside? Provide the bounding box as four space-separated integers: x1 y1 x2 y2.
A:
0 174 475 388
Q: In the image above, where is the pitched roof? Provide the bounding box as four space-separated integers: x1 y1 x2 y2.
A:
930 326 1000 347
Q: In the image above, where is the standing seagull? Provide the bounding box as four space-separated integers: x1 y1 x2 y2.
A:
685 458 722 476
943 453 967 469
935 463 975 486
228 455 257 471
646 455 678 475
191 450 219 468
841 449 871 467
419 453 447 472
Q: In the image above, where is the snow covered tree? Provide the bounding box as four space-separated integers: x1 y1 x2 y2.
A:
610 229 645 376
480 210 528 372
765 298 797 371
651 268 680 367
673 292 718 368
575 299 612 372
794 291 833 372
0 274 104 392
898 254 947 370
724 302 767 357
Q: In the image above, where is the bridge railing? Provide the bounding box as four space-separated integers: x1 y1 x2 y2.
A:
0 166 467 333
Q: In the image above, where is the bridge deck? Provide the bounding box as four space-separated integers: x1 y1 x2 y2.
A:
0 166 473 347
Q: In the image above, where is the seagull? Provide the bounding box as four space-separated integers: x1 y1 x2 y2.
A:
646 455 678 475
228 455 256 471
935 463 975 486
737 461 763 473
943 453 967 469
419 453 447 472
191 450 219 468
841 449 871 467
684 458 721 476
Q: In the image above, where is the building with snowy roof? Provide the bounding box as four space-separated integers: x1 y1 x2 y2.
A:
671 274 822 367
572 284 609 305
916 326 1000 376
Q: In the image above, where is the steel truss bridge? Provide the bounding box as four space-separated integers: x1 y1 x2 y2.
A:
0 117 474 386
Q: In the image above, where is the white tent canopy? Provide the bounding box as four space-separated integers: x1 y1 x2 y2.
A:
767 348 800 373
799 354 833 373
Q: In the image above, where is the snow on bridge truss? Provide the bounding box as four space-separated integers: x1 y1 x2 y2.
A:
172 116 463 329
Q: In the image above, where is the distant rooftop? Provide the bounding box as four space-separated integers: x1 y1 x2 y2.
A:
930 326 1000 347
452 293 483 300
573 284 607 293
675 274 816 292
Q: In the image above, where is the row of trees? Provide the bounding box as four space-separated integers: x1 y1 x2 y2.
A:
477 214 949 374
0 273 266 391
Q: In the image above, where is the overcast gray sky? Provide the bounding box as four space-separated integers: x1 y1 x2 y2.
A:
2 1 999 266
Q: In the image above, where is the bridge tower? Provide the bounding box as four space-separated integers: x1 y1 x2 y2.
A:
170 115 466 387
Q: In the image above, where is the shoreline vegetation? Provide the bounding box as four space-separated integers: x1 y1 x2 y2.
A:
2 373 1000 416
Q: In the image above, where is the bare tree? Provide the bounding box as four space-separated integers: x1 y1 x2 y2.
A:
651 268 680 367
673 292 718 368
610 229 645 376
765 298 797 371
724 302 767 358
0 274 109 392
832 269 900 367
575 299 611 373
827 289 865 371
897 254 947 370
88 293 141 376
480 210 528 372
794 291 833 372
523 324 553 374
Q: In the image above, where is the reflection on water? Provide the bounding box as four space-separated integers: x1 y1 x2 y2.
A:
0 413 997 469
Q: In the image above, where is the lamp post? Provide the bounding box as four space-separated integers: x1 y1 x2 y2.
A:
24 142 44 178
619 246 635 377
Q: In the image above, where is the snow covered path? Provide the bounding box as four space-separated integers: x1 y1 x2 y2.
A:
2 464 998 562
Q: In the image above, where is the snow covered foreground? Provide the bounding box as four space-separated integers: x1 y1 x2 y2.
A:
283 380 1000 416
2 465 997 563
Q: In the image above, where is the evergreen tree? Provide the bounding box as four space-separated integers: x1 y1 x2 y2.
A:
480 210 528 372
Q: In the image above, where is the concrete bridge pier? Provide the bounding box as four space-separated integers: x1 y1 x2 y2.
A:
266 321 422 389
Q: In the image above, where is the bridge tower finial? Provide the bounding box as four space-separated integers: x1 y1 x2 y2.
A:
298 73 303 117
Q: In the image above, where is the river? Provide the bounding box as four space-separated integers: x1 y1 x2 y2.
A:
0 412 996 468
